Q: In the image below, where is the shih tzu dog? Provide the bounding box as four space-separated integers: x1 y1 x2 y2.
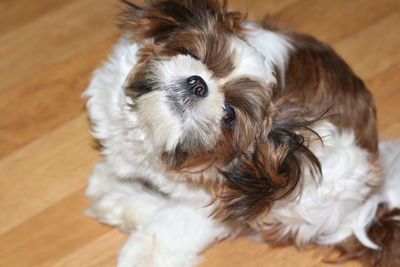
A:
84 0 400 266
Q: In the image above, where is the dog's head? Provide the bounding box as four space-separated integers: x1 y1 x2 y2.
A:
121 0 321 221
121 0 272 153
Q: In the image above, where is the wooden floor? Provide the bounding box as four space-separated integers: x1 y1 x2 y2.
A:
1 0 399 266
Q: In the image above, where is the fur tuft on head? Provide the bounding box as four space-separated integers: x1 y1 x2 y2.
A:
119 0 245 43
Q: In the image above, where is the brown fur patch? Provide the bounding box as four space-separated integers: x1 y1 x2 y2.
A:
124 45 158 100
120 0 246 42
262 18 378 155
327 204 400 267
213 102 324 221
158 30 235 78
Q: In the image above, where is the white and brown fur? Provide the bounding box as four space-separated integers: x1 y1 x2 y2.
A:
84 1 400 266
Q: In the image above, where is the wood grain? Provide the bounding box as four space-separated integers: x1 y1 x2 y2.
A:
0 0 398 266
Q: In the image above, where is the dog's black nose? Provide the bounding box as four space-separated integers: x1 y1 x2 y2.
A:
186 75 208 97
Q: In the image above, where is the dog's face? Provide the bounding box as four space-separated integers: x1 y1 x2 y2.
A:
129 37 272 154
120 0 320 221
122 0 274 163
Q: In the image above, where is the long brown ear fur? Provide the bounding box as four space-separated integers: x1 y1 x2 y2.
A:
119 0 245 43
216 102 326 222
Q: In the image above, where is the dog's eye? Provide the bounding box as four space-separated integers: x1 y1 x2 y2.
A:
179 47 200 60
222 104 236 126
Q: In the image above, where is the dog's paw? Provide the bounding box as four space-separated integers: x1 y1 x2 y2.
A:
117 231 199 267
85 190 131 229
85 181 168 231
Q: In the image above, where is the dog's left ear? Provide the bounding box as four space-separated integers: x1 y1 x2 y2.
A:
119 0 245 43
217 105 324 222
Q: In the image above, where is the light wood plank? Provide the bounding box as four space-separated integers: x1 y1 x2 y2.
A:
0 0 76 35
229 0 300 20
0 190 112 267
366 63 400 136
275 0 399 43
334 13 400 79
52 229 126 267
0 115 100 234
0 0 117 91
0 35 117 158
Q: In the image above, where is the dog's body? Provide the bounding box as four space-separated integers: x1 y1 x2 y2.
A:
84 1 400 266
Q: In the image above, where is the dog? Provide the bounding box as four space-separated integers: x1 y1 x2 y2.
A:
84 1 400 266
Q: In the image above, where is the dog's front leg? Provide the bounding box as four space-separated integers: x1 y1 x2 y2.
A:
117 204 229 267
85 161 169 231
